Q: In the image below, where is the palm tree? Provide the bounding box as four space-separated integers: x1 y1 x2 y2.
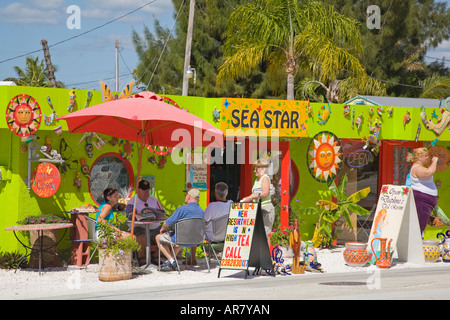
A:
217 0 368 100
4 56 64 88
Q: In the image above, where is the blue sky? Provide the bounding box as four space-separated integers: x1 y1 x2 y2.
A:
0 0 448 92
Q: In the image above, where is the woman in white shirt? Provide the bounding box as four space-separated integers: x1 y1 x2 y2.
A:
407 148 439 234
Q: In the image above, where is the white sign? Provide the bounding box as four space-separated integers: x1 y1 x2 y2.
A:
220 202 257 270
368 185 424 264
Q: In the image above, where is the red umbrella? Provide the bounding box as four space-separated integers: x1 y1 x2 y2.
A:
58 91 223 235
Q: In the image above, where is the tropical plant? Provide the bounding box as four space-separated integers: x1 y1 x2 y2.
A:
298 174 371 248
217 0 370 100
4 56 64 88
95 222 141 257
0 250 26 269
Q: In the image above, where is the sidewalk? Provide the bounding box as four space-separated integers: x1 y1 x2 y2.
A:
1 246 449 299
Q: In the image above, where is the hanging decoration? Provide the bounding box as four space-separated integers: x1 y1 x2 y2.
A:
68 90 76 112
43 96 58 125
355 112 363 130
78 132 95 158
363 117 382 154
58 138 79 175
415 123 421 142
420 106 450 136
5 94 42 137
100 81 134 102
31 162 61 198
148 155 167 169
317 104 331 125
387 107 393 117
84 91 92 108
119 140 134 160
306 100 313 118
73 171 82 191
212 106 220 123
343 104 350 117
80 158 90 179
403 110 411 127
306 131 343 183
351 108 355 128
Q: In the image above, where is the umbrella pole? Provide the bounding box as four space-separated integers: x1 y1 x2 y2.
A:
130 131 145 237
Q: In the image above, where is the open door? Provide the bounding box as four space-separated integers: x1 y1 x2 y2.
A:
240 140 291 231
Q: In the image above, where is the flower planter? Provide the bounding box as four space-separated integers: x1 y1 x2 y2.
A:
98 249 132 282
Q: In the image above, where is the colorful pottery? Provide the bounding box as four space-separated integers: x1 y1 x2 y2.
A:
423 240 440 263
343 242 370 267
370 237 393 269
442 239 450 263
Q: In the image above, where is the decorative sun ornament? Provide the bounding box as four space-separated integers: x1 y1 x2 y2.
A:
307 131 342 183
5 94 42 137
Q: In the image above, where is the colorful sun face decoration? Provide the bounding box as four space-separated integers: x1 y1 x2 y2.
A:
307 131 342 183
5 94 42 137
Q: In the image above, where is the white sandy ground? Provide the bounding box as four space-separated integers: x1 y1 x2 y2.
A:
1 246 449 300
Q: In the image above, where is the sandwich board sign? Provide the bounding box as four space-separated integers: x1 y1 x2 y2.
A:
218 199 273 278
368 185 424 264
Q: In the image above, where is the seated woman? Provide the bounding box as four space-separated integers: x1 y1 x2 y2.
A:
96 188 134 240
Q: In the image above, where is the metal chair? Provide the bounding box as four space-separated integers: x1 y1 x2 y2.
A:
158 217 210 274
83 216 99 267
204 214 229 263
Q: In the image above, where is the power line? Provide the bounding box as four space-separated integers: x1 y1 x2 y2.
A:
0 0 158 65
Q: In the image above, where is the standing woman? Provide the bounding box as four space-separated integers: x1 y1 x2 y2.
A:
242 159 275 242
407 148 439 235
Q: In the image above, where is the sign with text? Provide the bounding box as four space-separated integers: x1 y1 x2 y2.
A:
31 162 61 198
220 98 309 137
368 185 424 264
220 202 257 270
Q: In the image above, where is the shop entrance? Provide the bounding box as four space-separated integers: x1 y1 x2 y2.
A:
209 139 293 230
209 142 241 202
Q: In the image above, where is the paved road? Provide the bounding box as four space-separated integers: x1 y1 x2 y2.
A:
45 265 450 301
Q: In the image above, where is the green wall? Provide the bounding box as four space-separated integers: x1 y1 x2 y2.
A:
1 85 448 253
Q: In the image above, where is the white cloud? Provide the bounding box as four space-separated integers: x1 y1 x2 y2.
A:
0 2 63 24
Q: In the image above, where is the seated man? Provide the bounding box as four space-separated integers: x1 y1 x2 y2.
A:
204 182 232 247
156 188 204 271
126 179 164 265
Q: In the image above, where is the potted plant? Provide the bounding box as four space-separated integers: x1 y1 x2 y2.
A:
16 213 71 268
270 226 294 259
95 222 141 282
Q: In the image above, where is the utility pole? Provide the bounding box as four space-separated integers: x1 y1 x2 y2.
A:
41 39 57 88
115 40 119 92
182 0 195 96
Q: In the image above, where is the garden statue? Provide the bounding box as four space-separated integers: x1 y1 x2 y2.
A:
289 219 303 274
304 240 323 272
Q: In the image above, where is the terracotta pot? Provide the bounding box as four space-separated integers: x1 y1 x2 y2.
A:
98 249 132 282
423 240 440 263
343 242 370 267
29 229 62 268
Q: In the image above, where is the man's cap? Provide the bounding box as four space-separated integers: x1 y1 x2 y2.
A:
138 180 150 190
184 187 200 200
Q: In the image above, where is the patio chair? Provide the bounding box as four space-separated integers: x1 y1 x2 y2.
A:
83 216 99 267
158 217 210 274
204 214 229 263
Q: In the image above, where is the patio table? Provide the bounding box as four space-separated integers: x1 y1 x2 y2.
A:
126 218 166 268
5 223 73 275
